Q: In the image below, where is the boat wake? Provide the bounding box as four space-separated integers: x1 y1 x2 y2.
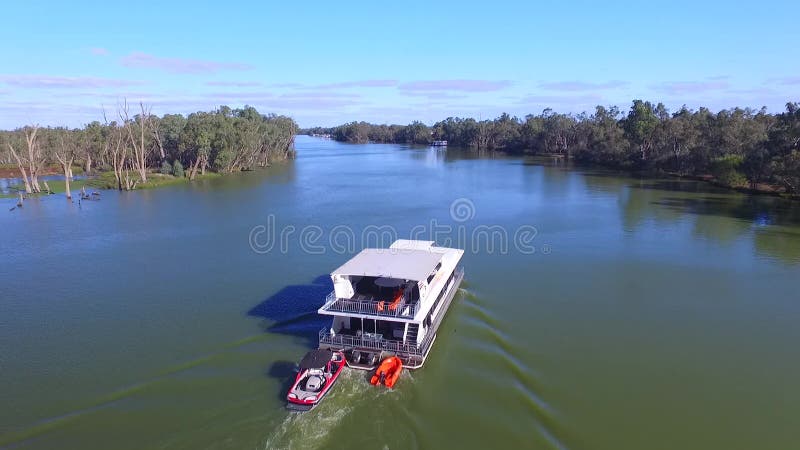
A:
458 289 569 450
262 368 406 449
261 404 350 450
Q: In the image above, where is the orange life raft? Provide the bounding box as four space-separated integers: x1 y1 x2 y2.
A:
370 356 403 388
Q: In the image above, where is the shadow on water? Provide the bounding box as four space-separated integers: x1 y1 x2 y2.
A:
634 179 737 196
515 155 571 168
652 195 800 228
635 189 800 264
247 275 332 349
249 275 333 394
267 360 299 402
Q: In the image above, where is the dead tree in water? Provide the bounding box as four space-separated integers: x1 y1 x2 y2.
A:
54 129 79 199
24 126 44 193
6 140 32 194
110 125 134 190
5 126 43 193
101 109 136 191
120 100 150 184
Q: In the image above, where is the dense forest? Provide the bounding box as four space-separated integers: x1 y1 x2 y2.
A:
1 104 297 197
304 101 800 194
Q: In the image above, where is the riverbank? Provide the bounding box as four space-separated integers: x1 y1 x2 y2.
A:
1 170 223 199
568 160 800 200
86 171 222 191
0 164 65 178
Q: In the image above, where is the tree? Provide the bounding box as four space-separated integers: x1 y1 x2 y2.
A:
53 128 82 199
84 121 108 174
5 129 34 194
769 103 800 193
660 106 700 175
576 106 629 166
172 160 184 178
624 100 660 163
541 110 577 156
155 114 187 162
120 100 151 183
180 112 214 180
160 160 173 175
397 121 431 145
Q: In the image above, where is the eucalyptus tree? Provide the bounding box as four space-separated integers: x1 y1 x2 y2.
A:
5 126 45 193
52 127 84 199
541 110 578 156
153 114 187 163
119 101 152 184
577 106 628 166
623 100 661 163
769 103 800 193
4 129 34 193
180 111 215 180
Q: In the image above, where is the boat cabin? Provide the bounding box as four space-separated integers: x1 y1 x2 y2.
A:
318 240 464 368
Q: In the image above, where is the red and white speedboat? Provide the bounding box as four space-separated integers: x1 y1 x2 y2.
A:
286 349 345 411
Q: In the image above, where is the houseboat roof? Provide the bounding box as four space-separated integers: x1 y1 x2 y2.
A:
331 247 444 281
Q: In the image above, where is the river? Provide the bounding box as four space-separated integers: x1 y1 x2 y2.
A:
1 135 799 449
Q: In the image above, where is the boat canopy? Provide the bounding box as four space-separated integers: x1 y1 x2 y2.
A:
299 349 333 369
331 248 443 282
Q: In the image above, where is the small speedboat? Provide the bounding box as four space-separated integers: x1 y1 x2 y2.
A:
370 356 403 388
286 349 345 411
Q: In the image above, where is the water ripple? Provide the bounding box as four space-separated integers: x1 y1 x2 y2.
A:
458 291 570 450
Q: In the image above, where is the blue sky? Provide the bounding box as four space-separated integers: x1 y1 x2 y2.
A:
1 0 799 128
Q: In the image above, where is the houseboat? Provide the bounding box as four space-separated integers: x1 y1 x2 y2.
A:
318 240 464 369
431 140 448 146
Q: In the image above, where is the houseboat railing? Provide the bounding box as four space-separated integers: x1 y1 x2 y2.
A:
318 322 439 357
319 328 426 356
320 291 420 318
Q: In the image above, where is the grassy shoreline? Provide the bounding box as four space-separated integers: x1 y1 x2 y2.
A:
0 170 221 199
519 153 800 200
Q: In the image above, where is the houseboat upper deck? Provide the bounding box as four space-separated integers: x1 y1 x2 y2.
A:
318 240 464 369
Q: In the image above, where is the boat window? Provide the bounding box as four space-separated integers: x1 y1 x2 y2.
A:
426 263 442 284
427 271 455 323
411 284 420 302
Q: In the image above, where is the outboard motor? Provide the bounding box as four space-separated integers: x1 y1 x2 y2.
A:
367 353 379 366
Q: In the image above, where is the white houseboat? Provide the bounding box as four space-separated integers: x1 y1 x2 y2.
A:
318 240 464 369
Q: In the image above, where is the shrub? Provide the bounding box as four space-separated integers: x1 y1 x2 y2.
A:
172 160 185 178
213 149 234 172
160 161 173 175
711 155 748 188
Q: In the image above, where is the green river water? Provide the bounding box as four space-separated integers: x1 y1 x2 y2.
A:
1 135 799 449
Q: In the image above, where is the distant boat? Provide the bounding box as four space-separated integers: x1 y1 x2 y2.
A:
430 140 448 147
